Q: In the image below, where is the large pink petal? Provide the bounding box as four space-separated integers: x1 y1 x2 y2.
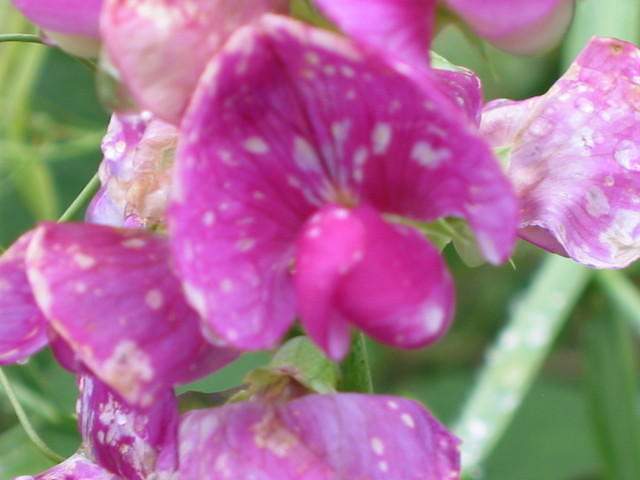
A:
11 453 120 480
482 37 640 268
77 375 178 479
314 0 436 71
0 232 49 364
25 223 236 407
296 205 454 360
170 15 515 350
174 394 459 479
11 0 102 37
101 0 288 124
444 0 575 54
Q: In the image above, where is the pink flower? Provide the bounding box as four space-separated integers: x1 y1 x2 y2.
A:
313 0 575 67
11 0 103 56
482 36 640 268
101 0 289 124
169 15 518 359
0 223 236 407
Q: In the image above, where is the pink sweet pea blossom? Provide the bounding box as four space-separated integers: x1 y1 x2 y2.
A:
101 0 289 124
87 113 178 228
11 0 103 56
169 15 518 360
170 393 459 479
0 223 236 407
482 36 640 268
314 0 575 68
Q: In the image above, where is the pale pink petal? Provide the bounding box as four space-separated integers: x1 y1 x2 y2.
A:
11 453 120 480
314 0 436 71
87 113 177 228
296 205 454 360
101 0 288 123
170 15 516 351
0 232 49 365
77 375 178 479
11 0 102 37
174 394 459 479
445 0 575 54
482 37 640 268
26 223 237 406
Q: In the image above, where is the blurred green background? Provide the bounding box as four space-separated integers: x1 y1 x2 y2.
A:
1 0 640 479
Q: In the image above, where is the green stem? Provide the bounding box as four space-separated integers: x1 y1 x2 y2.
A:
0 33 43 45
57 173 100 222
595 270 640 335
453 255 592 477
338 332 373 393
0 368 65 463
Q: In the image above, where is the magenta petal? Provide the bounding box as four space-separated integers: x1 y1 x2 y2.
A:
11 453 119 480
482 37 640 268
102 0 288 123
0 232 48 365
171 15 515 351
444 0 575 54
11 0 102 37
296 205 454 360
174 394 459 479
78 375 178 479
26 223 236 406
314 0 436 71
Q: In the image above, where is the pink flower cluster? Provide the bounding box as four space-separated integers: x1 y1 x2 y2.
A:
5 0 640 478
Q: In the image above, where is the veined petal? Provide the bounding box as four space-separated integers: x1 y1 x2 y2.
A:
174 394 459 479
101 0 288 124
444 0 575 55
26 223 237 406
78 375 178 479
314 0 436 71
87 113 177 228
482 37 640 268
296 205 454 360
171 15 515 350
11 453 120 480
0 232 49 365
11 0 102 37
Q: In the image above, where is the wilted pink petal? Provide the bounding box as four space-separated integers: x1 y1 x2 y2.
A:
77 375 178 479
87 113 177 228
0 232 49 364
102 0 288 124
296 205 454 360
314 0 436 70
173 394 459 479
444 0 575 54
11 453 120 480
26 222 237 406
170 15 516 356
482 37 640 268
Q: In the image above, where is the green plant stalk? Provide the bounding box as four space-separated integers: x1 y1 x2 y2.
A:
338 332 373 393
57 173 100 222
0 33 43 44
583 293 640 480
595 270 640 335
453 255 591 477
0 368 64 463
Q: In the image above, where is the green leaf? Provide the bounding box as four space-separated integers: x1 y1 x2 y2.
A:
338 332 373 393
583 293 640 480
453 255 591 476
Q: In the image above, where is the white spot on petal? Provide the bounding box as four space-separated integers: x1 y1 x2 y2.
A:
145 289 164 310
372 123 392 155
244 137 269 154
